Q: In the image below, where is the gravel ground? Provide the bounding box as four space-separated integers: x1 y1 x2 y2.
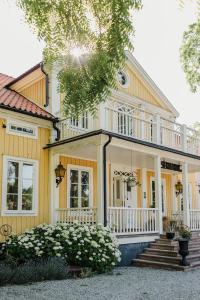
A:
1 267 200 300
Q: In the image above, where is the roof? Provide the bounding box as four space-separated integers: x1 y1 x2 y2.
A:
125 51 179 118
0 73 55 121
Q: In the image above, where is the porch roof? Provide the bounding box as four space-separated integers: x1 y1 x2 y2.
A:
45 129 200 163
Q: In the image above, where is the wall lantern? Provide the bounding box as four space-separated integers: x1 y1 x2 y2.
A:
175 180 183 197
55 162 66 187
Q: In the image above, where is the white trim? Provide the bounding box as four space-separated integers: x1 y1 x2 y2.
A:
125 51 179 118
6 119 38 139
2 155 38 216
67 164 93 208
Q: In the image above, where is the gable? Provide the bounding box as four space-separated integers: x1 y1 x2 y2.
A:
116 51 179 117
7 65 47 107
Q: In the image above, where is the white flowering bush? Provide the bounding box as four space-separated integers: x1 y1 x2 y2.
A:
2 223 121 273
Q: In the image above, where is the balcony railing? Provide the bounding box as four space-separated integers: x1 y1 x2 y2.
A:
107 207 159 235
57 103 200 156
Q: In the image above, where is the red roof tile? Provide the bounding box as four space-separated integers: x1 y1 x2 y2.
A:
0 73 55 121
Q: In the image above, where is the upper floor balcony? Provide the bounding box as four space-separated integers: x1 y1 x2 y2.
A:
57 100 200 157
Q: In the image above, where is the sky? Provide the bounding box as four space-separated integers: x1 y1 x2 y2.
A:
0 0 199 126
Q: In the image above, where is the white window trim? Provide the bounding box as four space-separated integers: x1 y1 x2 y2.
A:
6 119 38 139
2 156 39 216
67 164 93 208
150 177 166 214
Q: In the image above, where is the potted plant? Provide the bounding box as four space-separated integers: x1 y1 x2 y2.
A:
127 174 140 188
166 220 176 240
178 225 191 266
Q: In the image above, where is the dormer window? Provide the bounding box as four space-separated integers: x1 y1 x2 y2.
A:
117 71 129 87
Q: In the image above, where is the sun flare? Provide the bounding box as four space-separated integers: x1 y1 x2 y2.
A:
70 47 88 58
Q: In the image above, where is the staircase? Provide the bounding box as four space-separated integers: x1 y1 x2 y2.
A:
132 232 200 271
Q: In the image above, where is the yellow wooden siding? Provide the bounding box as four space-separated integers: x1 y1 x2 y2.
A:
0 118 50 239
117 65 169 111
19 78 46 107
59 156 97 208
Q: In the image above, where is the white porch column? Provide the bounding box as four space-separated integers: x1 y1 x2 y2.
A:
182 163 190 227
141 168 147 208
49 151 59 224
154 155 163 234
171 174 177 213
97 144 104 224
99 103 106 130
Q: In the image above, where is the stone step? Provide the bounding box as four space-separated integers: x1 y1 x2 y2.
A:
145 248 178 257
139 253 181 264
150 243 176 250
132 259 186 271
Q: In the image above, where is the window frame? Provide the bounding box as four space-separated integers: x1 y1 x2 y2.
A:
6 119 38 139
67 164 93 208
2 156 38 216
117 70 129 88
70 112 90 131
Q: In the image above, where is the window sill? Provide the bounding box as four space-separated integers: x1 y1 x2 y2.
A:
1 211 37 217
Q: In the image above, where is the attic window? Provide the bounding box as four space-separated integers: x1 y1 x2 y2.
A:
7 120 38 139
117 71 129 87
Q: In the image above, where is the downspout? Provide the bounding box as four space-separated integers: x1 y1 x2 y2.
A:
53 118 60 141
103 135 112 227
40 62 49 108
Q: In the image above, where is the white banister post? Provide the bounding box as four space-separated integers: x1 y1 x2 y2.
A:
182 124 187 152
172 174 177 214
155 114 161 145
141 168 147 208
154 155 163 234
182 162 190 227
97 144 104 224
49 151 59 224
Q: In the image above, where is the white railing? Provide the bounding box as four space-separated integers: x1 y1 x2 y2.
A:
56 207 97 225
187 127 200 156
160 118 183 150
57 102 200 156
107 207 159 235
104 106 156 143
190 210 200 231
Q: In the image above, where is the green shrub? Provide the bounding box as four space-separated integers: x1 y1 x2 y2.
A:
0 257 68 285
2 223 121 273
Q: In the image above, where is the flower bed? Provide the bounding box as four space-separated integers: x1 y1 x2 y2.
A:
1 223 121 274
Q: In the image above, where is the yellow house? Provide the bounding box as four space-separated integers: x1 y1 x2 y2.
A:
1 51 200 248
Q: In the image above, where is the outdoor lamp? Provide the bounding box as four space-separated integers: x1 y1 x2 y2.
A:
55 162 66 187
175 180 183 197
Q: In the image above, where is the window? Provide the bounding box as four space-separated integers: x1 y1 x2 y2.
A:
7 120 38 139
117 70 129 87
68 166 92 208
117 106 134 136
3 157 38 214
70 112 89 130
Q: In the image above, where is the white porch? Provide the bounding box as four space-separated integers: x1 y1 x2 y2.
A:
48 132 200 239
